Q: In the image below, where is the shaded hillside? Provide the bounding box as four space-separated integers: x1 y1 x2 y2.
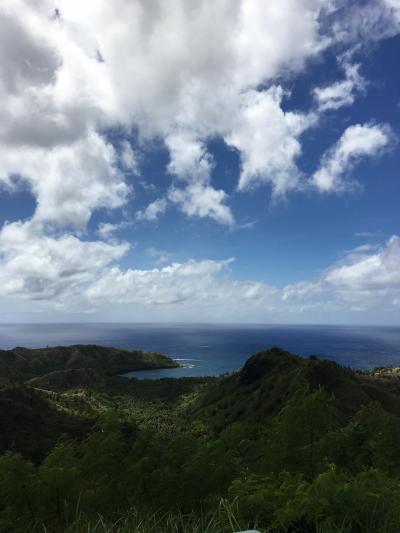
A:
0 344 178 381
0 372 211 460
5 345 400 464
28 367 107 391
28 368 214 404
195 347 400 430
0 384 90 461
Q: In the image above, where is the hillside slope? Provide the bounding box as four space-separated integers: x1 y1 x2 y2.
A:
0 344 178 381
0 384 90 460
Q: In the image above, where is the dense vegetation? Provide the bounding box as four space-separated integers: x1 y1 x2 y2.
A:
2 346 400 532
0 344 178 382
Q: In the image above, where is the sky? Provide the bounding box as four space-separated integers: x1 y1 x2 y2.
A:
0 0 399 325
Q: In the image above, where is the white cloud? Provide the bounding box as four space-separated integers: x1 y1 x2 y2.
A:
52 0 334 209
226 87 316 196
136 198 168 222
83 236 400 318
169 183 234 226
331 0 400 45
166 135 213 183
0 0 396 231
312 123 392 192
86 260 227 306
1 224 399 321
0 220 128 300
385 0 400 22
283 236 400 311
0 0 331 316
85 258 275 308
97 222 129 240
0 130 129 228
164 133 236 223
313 62 366 111
233 0 331 87
0 0 399 321
56 0 329 134
0 1 115 150
120 140 139 174
325 236 400 293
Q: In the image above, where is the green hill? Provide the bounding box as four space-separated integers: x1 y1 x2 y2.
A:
2 346 400 532
0 384 90 461
0 344 178 381
195 347 400 430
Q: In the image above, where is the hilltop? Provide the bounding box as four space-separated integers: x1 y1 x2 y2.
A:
195 347 400 430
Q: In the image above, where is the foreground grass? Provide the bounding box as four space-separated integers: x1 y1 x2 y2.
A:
32 501 259 533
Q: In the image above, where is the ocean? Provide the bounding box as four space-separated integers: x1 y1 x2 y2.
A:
1 323 400 379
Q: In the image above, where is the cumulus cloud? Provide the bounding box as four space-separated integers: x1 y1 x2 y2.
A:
166 135 213 183
40 0 335 215
0 1 115 150
56 0 329 133
0 0 323 235
0 0 399 319
1 222 399 320
0 220 128 300
0 131 130 228
164 134 235 223
312 123 392 192
83 236 400 317
282 236 400 312
0 0 330 315
85 258 275 309
169 183 234 226
0 0 397 232
226 87 316 196
86 260 229 306
324 236 400 294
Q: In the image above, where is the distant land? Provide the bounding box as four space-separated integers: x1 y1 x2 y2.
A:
0 344 178 382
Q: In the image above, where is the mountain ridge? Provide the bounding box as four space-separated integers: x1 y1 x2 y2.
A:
195 347 400 430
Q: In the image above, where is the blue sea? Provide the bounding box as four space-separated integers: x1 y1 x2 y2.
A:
1 323 400 379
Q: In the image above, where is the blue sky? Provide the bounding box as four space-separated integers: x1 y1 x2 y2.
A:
0 0 399 324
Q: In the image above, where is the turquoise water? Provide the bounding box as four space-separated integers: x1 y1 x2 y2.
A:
1 323 400 378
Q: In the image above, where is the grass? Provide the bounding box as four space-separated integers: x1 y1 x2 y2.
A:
31 500 260 533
